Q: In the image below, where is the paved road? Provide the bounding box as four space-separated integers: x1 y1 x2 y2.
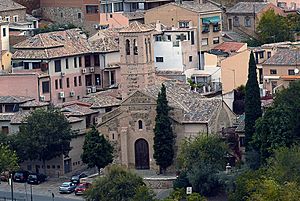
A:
0 190 82 201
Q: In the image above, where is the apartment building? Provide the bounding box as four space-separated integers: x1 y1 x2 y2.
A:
40 0 100 33
145 1 223 69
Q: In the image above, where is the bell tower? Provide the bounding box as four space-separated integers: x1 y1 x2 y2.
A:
119 21 156 99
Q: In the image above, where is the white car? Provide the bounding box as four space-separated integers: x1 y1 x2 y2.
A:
59 182 76 194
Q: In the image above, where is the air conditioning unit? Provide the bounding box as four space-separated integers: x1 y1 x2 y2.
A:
90 67 95 72
94 24 99 29
59 91 65 98
70 91 75 97
40 95 45 102
91 86 97 93
82 68 87 74
86 88 92 94
61 72 65 77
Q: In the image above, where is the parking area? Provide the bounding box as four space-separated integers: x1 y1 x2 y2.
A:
0 178 85 200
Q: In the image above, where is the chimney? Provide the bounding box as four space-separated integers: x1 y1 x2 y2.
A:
194 0 204 4
175 0 183 4
156 20 161 32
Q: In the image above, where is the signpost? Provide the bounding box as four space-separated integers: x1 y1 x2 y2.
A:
9 173 14 201
186 187 192 195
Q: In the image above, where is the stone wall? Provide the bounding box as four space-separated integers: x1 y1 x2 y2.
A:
144 177 176 189
0 8 26 22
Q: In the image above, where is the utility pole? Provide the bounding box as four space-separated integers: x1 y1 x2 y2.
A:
10 173 14 201
30 184 33 201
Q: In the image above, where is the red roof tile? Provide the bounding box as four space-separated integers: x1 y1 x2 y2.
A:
213 42 245 53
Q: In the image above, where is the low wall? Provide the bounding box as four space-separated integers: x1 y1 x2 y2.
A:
144 176 176 189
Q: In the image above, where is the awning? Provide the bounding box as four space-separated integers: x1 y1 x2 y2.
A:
202 16 220 24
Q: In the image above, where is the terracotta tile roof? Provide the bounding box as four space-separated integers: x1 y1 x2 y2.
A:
212 42 245 53
90 37 119 53
141 81 222 123
20 100 49 107
264 49 300 65
280 75 300 80
67 116 83 123
13 29 92 59
0 113 15 121
0 0 25 12
169 2 222 13
81 92 121 108
10 111 31 124
61 104 98 117
0 96 34 104
120 21 155 33
226 2 271 14
122 11 145 20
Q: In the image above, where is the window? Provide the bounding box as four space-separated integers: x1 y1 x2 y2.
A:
179 21 189 28
78 13 82 19
156 57 164 62
167 35 171 41
202 24 209 33
112 133 115 140
94 54 100 66
13 15 18 22
32 63 40 69
95 74 101 85
42 81 50 93
100 4 112 13
24 62 29 69
52 165 55 169
55 79 58 90
65 58 69 69
78 57 82 67
155 35 162 41
54 60 61 72
288 69 296 75
189 56 193 62
244 16 251 27
138 120 143 130
85 55 91 67
60 12 63 18
191 31 194 45
133 39 138 55
5 16 10 22
258 52 264 59
86 5 98 14
201 38 208 46
66 78 70 88
267 51 271 58
59 79 63 89
74 77 77 87
213 37 220 44
240 136 245 147
233 16 239 27
126 39 130 55
2 28 6 37
270 69 277 75
74 57 77 68
114 2 124 12
1 126 9 135
47 165 50 169
57 165 60 169
213 23 220 32
79 76 82 86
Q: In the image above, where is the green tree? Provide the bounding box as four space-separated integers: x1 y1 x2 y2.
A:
81 127 113 174
164 189 207 201
244 52 262 153
131 185 158 201
0 144 19 173
177 135 228 196
84 165 155 201
153 84 175 174
257 10 293 44
16 109 73 174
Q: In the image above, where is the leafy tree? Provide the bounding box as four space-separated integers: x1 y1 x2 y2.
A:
177 135 228 196
16 109 73 174
153 84 175 174
84 165 155 201
0 144 19 173
233 85 245 115
131 185 158 201
244 52 262 153
81 127 113 174
257 10 293 44
163 188 207 201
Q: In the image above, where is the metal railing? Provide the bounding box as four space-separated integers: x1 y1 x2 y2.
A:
0 197 25 201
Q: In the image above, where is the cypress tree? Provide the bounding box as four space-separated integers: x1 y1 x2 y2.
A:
245 52 262 152
153 84 175 174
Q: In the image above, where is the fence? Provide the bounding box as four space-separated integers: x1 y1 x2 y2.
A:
0 197 25 201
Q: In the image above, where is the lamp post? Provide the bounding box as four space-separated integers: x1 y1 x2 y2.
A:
10 173 14 201
30 184 33 201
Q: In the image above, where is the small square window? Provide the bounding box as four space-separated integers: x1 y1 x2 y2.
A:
189 56 193 62
201 38 208 46
213 37 220 44
47 165 50 169
270 69 277 75
288 69 295 75
156 57 164 62
78 13 82 19
52 165 55 169
267 51 271 58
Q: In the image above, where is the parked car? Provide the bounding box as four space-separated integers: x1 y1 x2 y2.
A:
74 182 92 195
0 171 10 182
27 173 47 185
59 182 77 194
70 173 88 184
13 171 30 183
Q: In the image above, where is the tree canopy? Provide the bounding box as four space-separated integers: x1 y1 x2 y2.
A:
177 135 228 196
81 127 113 174
84 165 156 201
153 84 175 174
15 109 73 173
0 144 19 173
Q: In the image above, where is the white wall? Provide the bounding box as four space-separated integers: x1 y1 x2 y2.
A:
154 41 183 71
1 24 9 51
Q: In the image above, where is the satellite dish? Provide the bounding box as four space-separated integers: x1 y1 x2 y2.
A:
295 68 299 74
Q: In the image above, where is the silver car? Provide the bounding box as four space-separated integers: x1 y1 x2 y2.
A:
59 182 76 194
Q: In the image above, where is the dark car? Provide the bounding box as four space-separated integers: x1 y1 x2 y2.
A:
27 173 47 185
59 182 77 194
74 183 91 195
70 173 88 184
13 171 30 183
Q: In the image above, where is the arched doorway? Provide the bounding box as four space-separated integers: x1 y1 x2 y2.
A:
134 139 150 169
